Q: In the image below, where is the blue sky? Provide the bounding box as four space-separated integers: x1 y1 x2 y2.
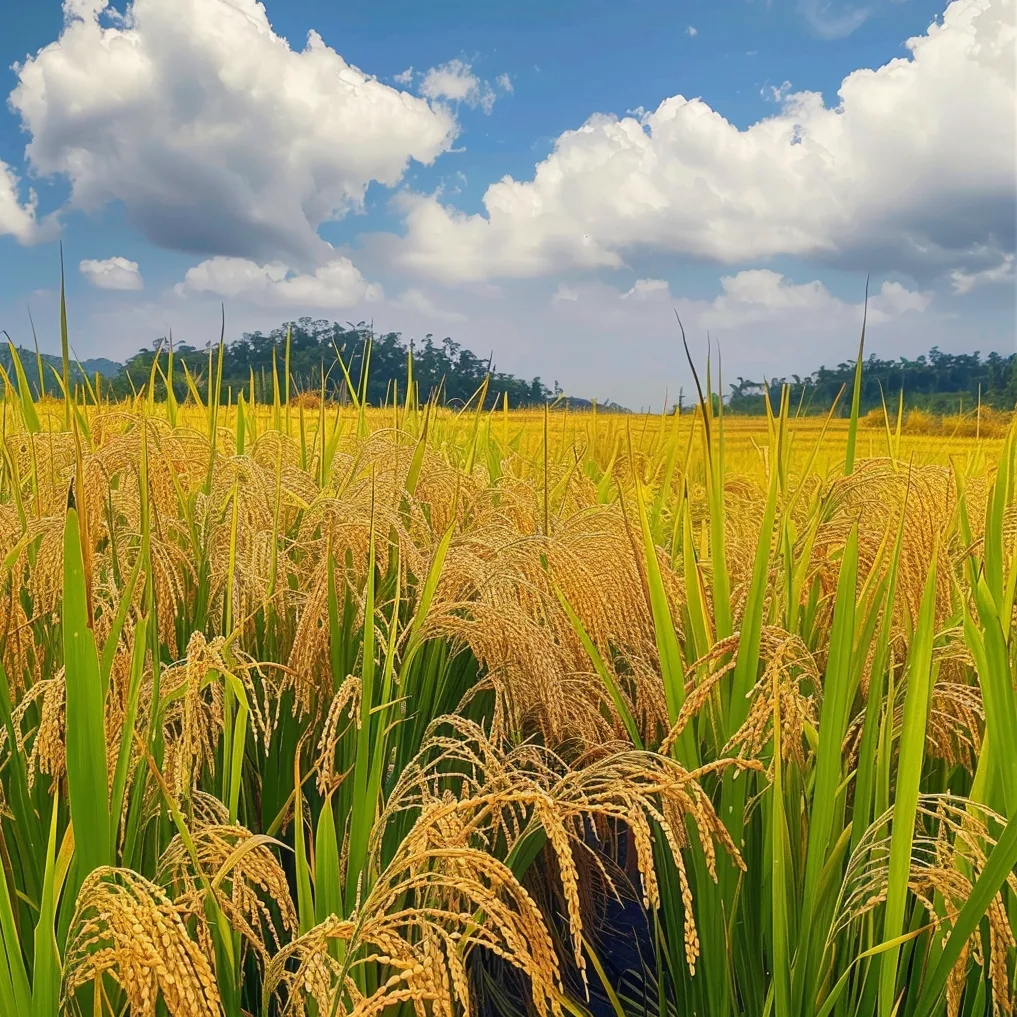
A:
0 0 1013 407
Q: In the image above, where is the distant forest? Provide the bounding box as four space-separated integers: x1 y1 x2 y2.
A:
109 319 566 409
726 347 1017 415
4 318 1016 415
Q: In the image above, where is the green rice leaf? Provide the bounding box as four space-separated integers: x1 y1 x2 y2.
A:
63 499 112 887
878 546 938 1017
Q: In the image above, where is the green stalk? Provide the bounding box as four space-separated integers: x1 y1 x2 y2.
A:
793 524 858 1013
62 497 112 887
109 615 149 846
284 324 292 436
632 471 696 765
59 243 70 429
727 391 784 737
30 801 61 1017
4 342 41 434
0 672 32 1015
314 794 343 927
844 277 868 476
770 656 791 1017
292 755 315 936
345 481 378 917
878 549 938 1017
964 582 1017 817
29 310 45 400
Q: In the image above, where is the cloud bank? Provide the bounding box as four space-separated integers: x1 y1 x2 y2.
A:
11 0 457 263
394 0 1014 283
175 256 382 308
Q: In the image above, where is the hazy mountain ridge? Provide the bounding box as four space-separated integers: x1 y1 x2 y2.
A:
1 345 121 392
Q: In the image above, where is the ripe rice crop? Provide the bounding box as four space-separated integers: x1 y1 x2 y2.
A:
0 331 1015 1017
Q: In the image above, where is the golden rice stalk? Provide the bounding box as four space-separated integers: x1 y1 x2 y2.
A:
845 673 985 777
814 461 956 634
153 632 280 799
158 818 297 961
724 630 820 768
61 867 223 1017
661 627 819 769
0 578 35 696
924 681 984 772
380 716 756 977
422 600 615 747
8 670 68 791
264 844 563 1017
200 450 317 621
314 673 363 794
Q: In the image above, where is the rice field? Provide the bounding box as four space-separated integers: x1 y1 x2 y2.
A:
1 343 1016 1017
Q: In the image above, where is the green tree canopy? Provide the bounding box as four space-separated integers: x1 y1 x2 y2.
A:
109 318 555 408
727 347 1017 415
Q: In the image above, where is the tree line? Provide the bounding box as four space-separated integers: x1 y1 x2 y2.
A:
5 318 1014 416
108 319 558 408
726 347 1017 415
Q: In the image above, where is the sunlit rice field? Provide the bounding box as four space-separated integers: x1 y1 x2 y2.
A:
1 346 1016 1017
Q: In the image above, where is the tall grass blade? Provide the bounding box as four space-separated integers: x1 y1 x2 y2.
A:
844 275 868 475
4 340 41 433
59 242 70 428
878 546 938 1017
63 492 112 887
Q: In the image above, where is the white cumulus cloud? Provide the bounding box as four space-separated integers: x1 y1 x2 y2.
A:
872 280 934 316
419 59 499 114
686 25 698 36
10 0 457 263
79 256 144 290
175 256 382 308
394 0 1014 283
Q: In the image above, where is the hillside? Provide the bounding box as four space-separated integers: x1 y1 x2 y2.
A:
1 344 120 396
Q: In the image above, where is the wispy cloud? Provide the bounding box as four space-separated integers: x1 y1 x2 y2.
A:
798 0 873 39
950 253 1015 294
394 287 467 321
